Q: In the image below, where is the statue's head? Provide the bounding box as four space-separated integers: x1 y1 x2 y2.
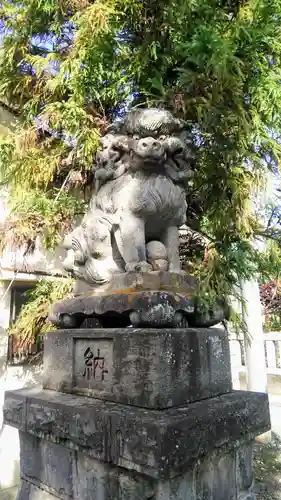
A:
93 108 194 183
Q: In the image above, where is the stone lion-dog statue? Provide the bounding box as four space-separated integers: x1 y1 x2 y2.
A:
62 108 195 285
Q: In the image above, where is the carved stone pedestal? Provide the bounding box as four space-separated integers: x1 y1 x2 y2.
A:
48 272 229 329
4 327 270 500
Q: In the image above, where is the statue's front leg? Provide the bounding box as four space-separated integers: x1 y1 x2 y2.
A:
118 212 152 272
162 226 181 272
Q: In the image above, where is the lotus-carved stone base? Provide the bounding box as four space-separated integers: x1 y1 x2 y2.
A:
49 290 195 329
49 272 194 328
49 272 228 329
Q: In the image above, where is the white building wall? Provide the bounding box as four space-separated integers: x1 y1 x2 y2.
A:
0 248 65 497
0 281 43 496
0 186 65 495
0 238 66 277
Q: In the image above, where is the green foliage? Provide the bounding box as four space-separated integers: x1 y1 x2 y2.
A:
9 278 74 344
197 239 259 300
258 240 281 284
0 126 66 189
1 0 281 330
0 188 84 250
260 276 281 331
254 434 281 484
263 313 281 332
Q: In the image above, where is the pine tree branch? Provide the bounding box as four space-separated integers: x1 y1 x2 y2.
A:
255 230 281 246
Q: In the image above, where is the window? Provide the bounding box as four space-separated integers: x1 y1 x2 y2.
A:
7 282 43 365
9 283 36 325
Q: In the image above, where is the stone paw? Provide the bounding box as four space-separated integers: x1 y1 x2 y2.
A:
129 311 141 327
125 261 153 273
172 312 189 327
74 249 87 265
59 313 82 329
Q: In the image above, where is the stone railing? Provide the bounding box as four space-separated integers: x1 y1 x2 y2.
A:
229 331 281 375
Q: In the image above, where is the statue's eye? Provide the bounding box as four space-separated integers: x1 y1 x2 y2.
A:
174 147 184 154
159 135 166 141
133 135 140 140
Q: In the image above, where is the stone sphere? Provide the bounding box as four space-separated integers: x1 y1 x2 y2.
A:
146 241 168 271
146 241 167 260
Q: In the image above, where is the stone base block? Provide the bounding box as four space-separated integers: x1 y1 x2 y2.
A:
16 433 256 500
4 387 270 499
16 481 57 500
4 388 270 479
43 327 232 409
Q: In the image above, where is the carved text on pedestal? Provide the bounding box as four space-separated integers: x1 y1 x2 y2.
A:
73 339 113 391
83 346 109 382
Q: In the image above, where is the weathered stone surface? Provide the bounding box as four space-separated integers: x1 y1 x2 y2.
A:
19 432 73 499
236 443 253 492
49 290 195 329
43 328 232 408
74 453 154 500
73 337 113 391
13 439 258 500
3 387 270 480
238 495 256 500
2 318 267 500
73 454 111 500
196 449 236 500
116 470 154 500
49 273 229 329
156 471 196 500
155 446 255 500
2 395 25 431
17 480 59 500
74 270 197 295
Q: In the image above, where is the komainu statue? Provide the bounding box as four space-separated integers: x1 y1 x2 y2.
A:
50 108 228 328
62 108 194 285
